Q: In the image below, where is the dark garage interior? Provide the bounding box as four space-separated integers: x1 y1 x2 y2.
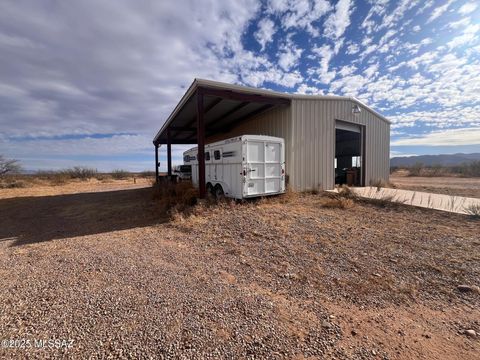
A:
335 127 363 186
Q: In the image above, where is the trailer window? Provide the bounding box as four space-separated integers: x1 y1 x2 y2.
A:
214 150 221 160
205 151 210 161
222 151 235 158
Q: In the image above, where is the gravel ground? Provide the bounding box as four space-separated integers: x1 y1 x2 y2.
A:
0 184 479 359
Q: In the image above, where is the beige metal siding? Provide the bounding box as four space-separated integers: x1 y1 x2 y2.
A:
206 98 390 191
206 105 294 181
290 98 390 190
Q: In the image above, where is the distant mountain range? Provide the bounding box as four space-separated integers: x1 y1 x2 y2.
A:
391 153 480 167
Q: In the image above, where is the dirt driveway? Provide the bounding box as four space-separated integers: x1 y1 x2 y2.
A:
390 175 480 199
0 184 479 359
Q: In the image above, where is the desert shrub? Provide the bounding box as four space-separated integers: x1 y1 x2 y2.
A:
408 162 424 177
35 170 68 185
0 179 27 188
152 181 198 216
0 155 21 177
468 161 480 177
390 166 400 174
50 173 70 185
369 178 396 189
61 166 97 180
278 186 299 203
322 197 354 209
455 161 480 177
94 173 110 181
111 169 130 179
336 185 359 200
464 204 480 218
140 171 155 178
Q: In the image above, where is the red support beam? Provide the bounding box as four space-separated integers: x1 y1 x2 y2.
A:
172 97 223 139
184 101 249 140
155 144 159 183
196 88 206 198
167 128 172 177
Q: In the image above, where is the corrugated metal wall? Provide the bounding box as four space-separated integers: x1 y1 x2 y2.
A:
290 99 390 190
206 105 293 176
206 98 390 190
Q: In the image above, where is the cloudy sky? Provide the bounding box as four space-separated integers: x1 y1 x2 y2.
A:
0 0 479 171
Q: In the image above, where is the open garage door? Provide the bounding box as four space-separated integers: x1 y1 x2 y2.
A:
335 120 364 186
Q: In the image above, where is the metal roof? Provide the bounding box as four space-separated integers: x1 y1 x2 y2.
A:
153 78 390 145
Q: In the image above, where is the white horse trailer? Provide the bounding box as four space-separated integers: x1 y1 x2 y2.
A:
183 135 285 199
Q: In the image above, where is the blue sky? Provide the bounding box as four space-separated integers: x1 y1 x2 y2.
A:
0 0 479 171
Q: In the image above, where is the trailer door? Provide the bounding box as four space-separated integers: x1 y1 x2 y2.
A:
245 140 283 196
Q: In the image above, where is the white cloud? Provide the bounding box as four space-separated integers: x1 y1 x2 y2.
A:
278 41 303 71
330 74 369 96
337 64 357 77
346 43 360 54
311 44 337 84
446 17 471 29
296 84 324 95
392 127 480 146
412 25 421 32
416 0 435 15
447 23 480 48
380 0 421 30
361 0 389 34
420 38 433 45
255 18 276 51
0 0 262 140
458 2 478 15
272 0 331 36
364 63 379 79
323 0 353 39
427 0 455 23
389 105 480 129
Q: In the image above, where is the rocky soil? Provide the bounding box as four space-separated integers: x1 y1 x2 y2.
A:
0 185 479 359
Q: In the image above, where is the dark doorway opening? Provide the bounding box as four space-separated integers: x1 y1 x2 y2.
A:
335 125 363 186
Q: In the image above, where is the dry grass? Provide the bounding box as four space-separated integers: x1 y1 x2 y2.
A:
1 181 479 359
322 197 355 209
464 203 480 218
152 181 199 216
111 169 130 179
0 178 27 189
369 178 396 189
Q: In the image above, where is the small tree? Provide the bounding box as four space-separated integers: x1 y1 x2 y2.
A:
0 155 21 177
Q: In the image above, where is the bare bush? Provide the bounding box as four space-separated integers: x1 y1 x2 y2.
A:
152 181 199 216
370 178 396 189
336 185 359 200
454 161 480 177
111 169 130 179
464 204 480 218
322 197 355 209
0 155 21 177
140 171 155 178
61 167 98 180
0 179 27 188
408 162 424 177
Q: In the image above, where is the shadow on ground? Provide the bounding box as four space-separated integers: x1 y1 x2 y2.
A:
0 187 166 246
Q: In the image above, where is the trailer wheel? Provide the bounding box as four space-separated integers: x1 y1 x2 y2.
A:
214 184 224 199
206 183 214 196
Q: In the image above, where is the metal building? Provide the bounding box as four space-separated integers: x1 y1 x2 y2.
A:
153 79 390 197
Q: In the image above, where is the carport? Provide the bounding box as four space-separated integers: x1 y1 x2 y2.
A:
153 79 290 198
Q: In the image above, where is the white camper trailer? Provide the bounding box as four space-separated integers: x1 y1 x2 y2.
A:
183 135 285 199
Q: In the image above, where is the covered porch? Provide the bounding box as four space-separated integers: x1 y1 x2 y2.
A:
153 79 290 197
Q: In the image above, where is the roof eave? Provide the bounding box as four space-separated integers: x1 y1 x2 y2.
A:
153 79 391 144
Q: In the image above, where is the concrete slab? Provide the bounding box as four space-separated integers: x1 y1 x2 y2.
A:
348 187 480 215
